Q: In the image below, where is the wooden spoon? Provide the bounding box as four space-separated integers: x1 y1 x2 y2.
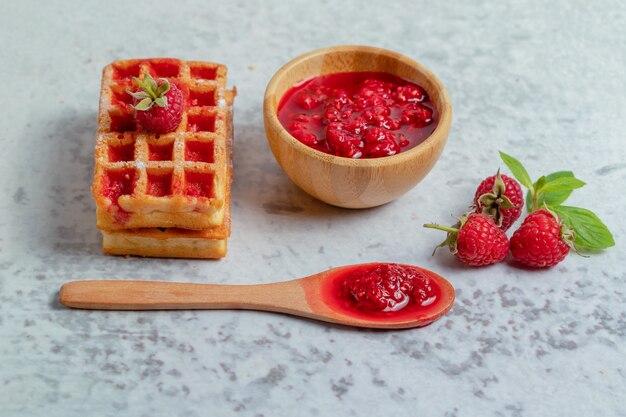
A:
59 263 455 329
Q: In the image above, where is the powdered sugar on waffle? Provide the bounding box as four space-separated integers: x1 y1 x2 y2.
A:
92 58 234 231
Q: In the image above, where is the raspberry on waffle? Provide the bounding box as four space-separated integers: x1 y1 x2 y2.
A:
93 58 234 231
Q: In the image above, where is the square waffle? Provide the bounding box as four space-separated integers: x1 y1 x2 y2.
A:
101 194 231 259
92 58 234 231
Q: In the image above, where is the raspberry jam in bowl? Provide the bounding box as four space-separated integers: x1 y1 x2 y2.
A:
278 72 438 159
264 46 452 208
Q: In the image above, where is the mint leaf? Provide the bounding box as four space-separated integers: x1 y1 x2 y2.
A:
499 151 533 190
539 177 586 193
554 206 615 249
534 176 547 193
525 171 576 212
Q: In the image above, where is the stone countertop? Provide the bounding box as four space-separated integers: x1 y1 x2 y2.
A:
1 0 624 416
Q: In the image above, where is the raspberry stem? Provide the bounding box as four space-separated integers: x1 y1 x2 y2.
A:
423 223 459 234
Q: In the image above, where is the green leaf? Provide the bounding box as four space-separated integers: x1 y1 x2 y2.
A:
535 176 547 193
154 96 167 107
143 72 157 88
539 177 586 193
132 76 147 90
156 79 170 96
499 151 533 190
127 90 150 100
525 171 576 212
134 97 154 111
554 205 615 249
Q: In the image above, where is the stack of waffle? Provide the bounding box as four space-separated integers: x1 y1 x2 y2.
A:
92 58 234 259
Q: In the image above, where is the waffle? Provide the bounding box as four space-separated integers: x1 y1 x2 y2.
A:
101 194 231 259
92 58 234 231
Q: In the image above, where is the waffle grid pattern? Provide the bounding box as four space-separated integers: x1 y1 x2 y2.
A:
93 58 233 231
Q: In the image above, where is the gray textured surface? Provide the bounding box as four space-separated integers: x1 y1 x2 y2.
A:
1 0 625 416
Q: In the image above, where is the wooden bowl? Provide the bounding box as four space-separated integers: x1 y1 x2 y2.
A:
263 45 452 208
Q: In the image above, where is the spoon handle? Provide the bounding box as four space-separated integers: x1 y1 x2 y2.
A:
59 280 309 313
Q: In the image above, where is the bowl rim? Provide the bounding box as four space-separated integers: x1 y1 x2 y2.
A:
264 45 452 167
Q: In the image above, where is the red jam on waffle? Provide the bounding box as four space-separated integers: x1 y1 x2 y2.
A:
277 72 438 159
94 58 233 231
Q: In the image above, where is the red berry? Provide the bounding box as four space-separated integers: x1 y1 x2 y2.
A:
364 127 391 143
130 75 184 134
347 116 368 135
510 210 572 268
325 122 363 158
395 84 427 103
474 172 524 231
294 91 321 109
324 106 340 122
298 133 319 147
363 138 399 158
363 127 400 157
401 103 433 127
424 213 510 266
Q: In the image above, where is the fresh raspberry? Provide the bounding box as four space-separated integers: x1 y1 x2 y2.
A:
128 74 184 134
474 171 524 231
510 209 573 268
424 213 510 266
341 264 436 312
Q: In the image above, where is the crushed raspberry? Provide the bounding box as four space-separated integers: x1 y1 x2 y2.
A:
326 122 363 158
340 264 438 312
364 127 399 157
395 85 426 103
277 72 437 158
401 103 433 126
294 91 321 109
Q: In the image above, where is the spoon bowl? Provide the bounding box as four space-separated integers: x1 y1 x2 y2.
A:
59 263 455 329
